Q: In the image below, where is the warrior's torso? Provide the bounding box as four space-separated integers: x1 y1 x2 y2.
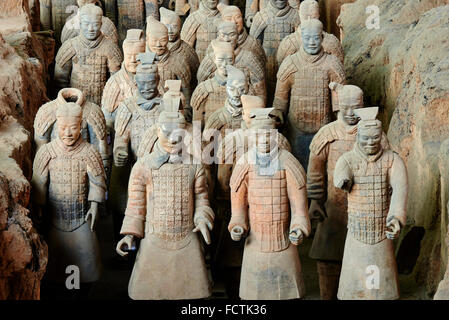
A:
124 99 162 159
345 149 394 245
247 165 290 252
46 140 97 231
155 52 190 95
148 163 196 248
69 36 119 105
193 77 227 123
286 52 335 134
169 39 200 76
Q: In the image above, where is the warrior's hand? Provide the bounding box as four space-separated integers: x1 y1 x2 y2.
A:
85 202 99 232
289 228 304 246
230 225 245 242
337 179 353 192
245 15 254 28
116 235 135 257
114 150 128 167
386 216 401 240
193 219 213 245
309 199 327 222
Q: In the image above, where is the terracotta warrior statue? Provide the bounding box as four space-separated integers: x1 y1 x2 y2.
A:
31 102 106 289
229 107 310 300
40 0 78 45
245 0 300 28
54 4 123 106
192 40 234 129
137 80 191 158
307 84 388 300
102 29 146 138
274 18 346 170
146 17 192 117
334 107 408 300
218 3 266 66
116 97 214 300
34 87 109 171
249 0 300 100
160 7 200 94
113 52 162 167
180 0 222 62
116 0 159 45
277 0 344 66
61 0 118 45
196 21 266 100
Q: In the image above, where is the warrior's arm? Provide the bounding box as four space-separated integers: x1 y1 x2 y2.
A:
286 164 311 238
388 153 408 227
87 168 107 204
54 59 72 91
229 168 249 233
180 16 198 49
107 48 123 76
120 161 150 238
113 105 131 166
245 0 259 28
31 148 50 206
307 144 329 200
328 58 346 85
272 70 292 124
333 155 353 192
193 165 215 227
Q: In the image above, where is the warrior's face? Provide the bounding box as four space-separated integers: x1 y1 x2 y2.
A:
340 103 361 126
162 19 181 42
158 123 184 154
123 42 145 74
226 78 248 107
57 116 82 146
136 73 158 100
80 14 102 40
217 26 238 49
358 127 382 155
301 25 323 55
214 51 234 78
202 0 218 10
222 12 244 34
270 0 288 10
147 31 169 56
254 129 276 154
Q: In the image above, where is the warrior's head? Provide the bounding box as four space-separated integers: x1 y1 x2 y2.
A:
211 39 234 78
79 3 103 41
355 107 383 156
270 0 288 10
146 17 169 56
157 97 186 155
123 29 146 74
218 4 244 34
135 52 159 101
247 105 278 154
299 0 320 22
56 102 83 147
241 94 264 128
160 7 181 43
301 18 323 55
216 20 239 50
329 82 364 126
201 0 219 11
226 65 248 108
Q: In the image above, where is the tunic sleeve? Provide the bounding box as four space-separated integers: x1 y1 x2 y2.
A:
193 164 215 227
120 161 150 237
388 153 408 227
86 147 107 203
31 146 50 206
229 167 249 233
333 154 353 191
307 143 329 200
286 164 311 238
